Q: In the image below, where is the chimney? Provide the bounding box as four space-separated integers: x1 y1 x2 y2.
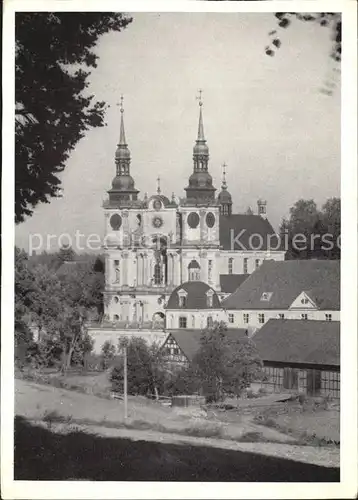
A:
257 199 267 219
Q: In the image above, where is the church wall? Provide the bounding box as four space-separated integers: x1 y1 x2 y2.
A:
87 327 167 355
219 250 285 276
104 291 168 325
179 206 220 246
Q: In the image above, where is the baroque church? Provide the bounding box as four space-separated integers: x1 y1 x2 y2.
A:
89 96 285 350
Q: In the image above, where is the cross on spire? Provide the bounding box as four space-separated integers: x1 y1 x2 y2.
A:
222 162 227 188
157 175 161 194
196 89 203 107
120 94 124 113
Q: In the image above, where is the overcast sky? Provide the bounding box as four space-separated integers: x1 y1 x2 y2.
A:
15 12 340 252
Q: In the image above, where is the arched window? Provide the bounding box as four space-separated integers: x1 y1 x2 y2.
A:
206 290 214 308
113 314 120 322
154 263 161 285
188 260 201 281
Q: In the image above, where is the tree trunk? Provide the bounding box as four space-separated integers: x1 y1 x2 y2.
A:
154 385 159 401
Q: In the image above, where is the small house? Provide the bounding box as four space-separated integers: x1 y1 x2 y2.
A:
252 319 340 398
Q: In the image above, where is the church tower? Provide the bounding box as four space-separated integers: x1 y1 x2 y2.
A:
184 94 216 202
218 163 233 216
107 98 139 205
180 92 221 290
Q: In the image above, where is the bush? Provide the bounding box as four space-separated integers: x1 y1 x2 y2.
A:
162 366 199 397
100 341 116 371
43 410 72 428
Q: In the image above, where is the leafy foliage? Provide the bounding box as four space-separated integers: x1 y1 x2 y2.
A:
100 340 117 370
266 13 341 96
192 322 263 402
280 197 340 260
15 13 132 223
110 338 166 396
58 244 76 262
15 246 104 370
266 13 341 62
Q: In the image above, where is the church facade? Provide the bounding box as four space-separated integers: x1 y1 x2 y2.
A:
89 98 285 352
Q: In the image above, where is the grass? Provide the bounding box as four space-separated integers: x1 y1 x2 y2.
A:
16 377 339 448
254 407 340 446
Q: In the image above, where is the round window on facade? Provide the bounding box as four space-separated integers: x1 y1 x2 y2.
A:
187 212 200 228
110 213 122 231
206 212 215 228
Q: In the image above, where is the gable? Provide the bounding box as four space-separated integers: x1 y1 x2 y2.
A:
161 334 189 362
289 291 318 310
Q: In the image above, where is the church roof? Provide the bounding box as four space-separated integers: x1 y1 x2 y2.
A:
222 260 340 310
219 214 280 251
166 281 221 310
220 274 250 294
253 319 340 367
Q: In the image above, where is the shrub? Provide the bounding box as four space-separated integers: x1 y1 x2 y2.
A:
43 410 72 428
238 431 267 443
100 340 116 371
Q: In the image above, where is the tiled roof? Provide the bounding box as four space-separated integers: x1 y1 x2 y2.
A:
167 328 249 361
222 260 340 310
219 214 281 251
252 319 340 366
220 274 250 294
166 281 221 310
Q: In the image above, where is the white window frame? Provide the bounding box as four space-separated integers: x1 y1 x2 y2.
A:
228 258 233 275
228 313 234 324
243 258 248 274
179 316 187 329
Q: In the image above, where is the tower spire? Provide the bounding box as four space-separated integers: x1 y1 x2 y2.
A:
197 89 205 141
108 95 140 204
218 162 232 216
185 90 216 202
119 95 127 146
221 162 227 189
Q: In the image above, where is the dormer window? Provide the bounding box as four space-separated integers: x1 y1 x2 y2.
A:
206 289 214 308
260 292 273 302
177 289 188 308
179 296 187 308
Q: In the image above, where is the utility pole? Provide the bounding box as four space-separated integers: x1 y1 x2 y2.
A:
123 345 128 419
